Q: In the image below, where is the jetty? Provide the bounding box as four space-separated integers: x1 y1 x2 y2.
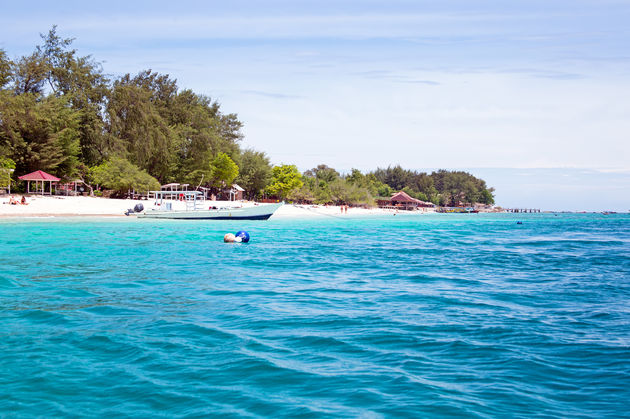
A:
505 208 541 213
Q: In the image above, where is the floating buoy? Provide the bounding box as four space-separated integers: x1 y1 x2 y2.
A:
235 230 250 243
224 231 250 243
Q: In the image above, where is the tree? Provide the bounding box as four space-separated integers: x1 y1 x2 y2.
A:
37 26 110 165
313 179 334 204
236 149 272 199
0 49 12 89
329 178 374 205
12 52 48 95
91 157 160 195
304 164 339 183
107 79 176 181
266 164 303 201
373 165 414 191
288 182 315 203
0 157 16 189
430 170 494 206
210 152 239 188
0 94 81 179
479 187 495 205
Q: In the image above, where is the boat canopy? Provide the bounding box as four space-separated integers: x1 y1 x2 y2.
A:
149 190 204 211
150 190 202 197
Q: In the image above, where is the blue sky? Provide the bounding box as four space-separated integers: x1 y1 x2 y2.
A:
1 0 629 210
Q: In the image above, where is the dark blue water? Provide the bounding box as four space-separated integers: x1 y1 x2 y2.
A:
1 213 629 417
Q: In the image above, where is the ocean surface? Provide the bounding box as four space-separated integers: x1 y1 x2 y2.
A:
1 213 629 418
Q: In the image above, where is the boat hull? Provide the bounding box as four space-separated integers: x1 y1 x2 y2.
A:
136 203 282 220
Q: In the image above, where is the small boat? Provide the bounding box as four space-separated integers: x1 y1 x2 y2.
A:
135 191 282 220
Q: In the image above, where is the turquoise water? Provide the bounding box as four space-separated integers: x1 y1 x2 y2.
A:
1 213 629 417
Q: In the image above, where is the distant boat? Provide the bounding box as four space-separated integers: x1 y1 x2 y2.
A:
135 191 282 220
438 207 478 213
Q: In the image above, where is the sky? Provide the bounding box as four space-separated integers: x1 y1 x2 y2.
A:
1 0 629 211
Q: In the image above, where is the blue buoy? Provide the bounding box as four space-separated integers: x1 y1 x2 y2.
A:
235 230 250 243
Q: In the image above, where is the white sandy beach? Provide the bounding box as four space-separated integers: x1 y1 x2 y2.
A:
0 195 434 219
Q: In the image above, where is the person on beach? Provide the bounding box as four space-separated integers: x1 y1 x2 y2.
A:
20 196 28 205
8 196 18 205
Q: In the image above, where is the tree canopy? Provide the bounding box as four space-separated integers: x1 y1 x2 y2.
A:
266 165 303 200
0 27 244 191
0 27 496 207
236 149 272 200
91 157 160 195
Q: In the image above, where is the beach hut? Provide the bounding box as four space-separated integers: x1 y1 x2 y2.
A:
57 179 90 196
384 191 436 211
18 170 60 195
229 184 245 201
389 191 422 210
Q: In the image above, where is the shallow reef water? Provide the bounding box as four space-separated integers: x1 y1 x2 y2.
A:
1 213 629 417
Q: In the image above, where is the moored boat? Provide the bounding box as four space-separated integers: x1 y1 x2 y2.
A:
135 191 282 220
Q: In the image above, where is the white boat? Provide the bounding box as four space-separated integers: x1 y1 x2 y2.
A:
135 191 282 220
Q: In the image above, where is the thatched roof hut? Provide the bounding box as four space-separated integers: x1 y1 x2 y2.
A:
380 190 436 210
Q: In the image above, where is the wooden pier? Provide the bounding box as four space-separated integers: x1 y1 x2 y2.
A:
505 208 541 213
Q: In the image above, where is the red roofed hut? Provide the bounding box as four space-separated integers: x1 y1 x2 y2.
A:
18 170 60 195
379 190 436 211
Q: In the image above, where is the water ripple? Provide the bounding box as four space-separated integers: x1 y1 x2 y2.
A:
1 214 629 417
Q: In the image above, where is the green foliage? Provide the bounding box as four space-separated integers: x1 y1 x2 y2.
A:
430 169 494 206
304 164 339 183
373 165 413 191
266 164 303 200
313 179 333 204
91 157 160 194
236 149 272 199
0 28 496 206
0 49 11 88
372 166 492 205
330 178 374 205
211 152 239 187
346 168 393 198
38 27 110 166
302 164 343 203
183 167 212 188
11 51 48 95
106 71 243 185
288 183 315 203
2 28 246 189
107 78 176 181
0 157 16 188
0 156 16 170
0 93 81 179
297 167 378 206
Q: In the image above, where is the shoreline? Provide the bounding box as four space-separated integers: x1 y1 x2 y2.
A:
0 195 431 219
